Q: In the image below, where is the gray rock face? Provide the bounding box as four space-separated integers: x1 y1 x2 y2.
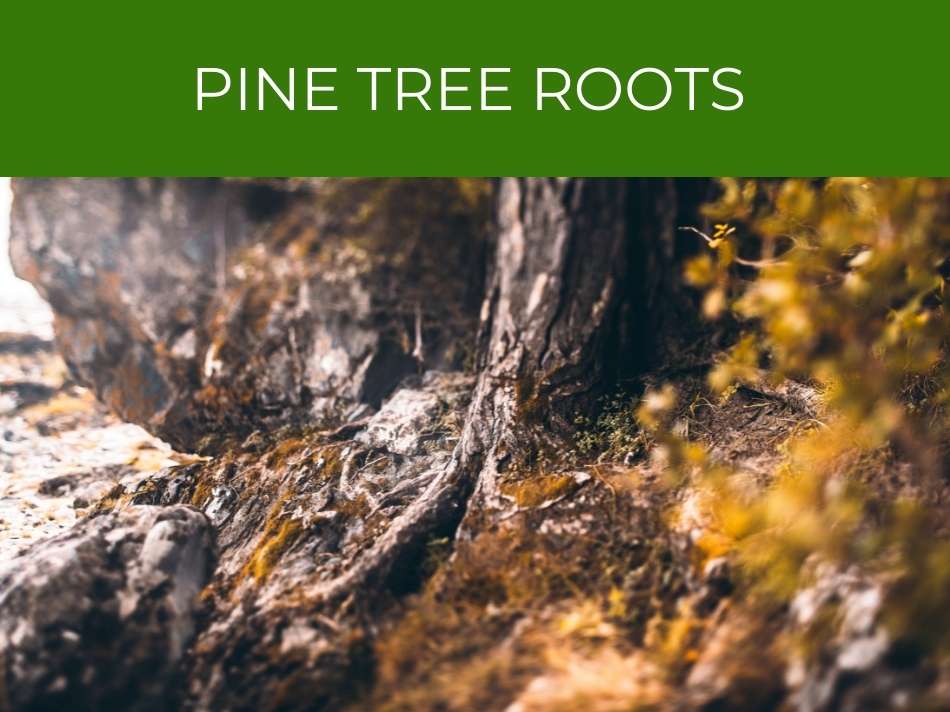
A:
0 505 214 711
10 178 491 453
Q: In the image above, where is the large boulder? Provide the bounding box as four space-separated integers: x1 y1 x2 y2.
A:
0 504 214 710
10 179 491 453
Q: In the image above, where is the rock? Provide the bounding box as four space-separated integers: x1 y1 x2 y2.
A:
354 371 471 456
10 178 491 453
0 505 214 711
784 563 934 712
203 484 237 526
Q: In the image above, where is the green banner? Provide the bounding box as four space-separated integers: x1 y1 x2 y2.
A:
1 2 947 175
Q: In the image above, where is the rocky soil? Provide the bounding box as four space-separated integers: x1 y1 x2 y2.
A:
1 178 946 711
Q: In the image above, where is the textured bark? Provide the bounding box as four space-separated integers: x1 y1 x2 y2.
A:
309 178 637 604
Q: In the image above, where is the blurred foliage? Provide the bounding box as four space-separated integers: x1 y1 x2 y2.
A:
644 178 950 657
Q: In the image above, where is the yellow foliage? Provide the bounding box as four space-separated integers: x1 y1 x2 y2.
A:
651 178 950 657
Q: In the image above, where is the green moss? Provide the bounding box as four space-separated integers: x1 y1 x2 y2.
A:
307 442 345 484
334 494 370 519
500 473 579 508
242 518 303 584
572 395 645 462
190 476 213 507
264 437 308 468
90 483 129 516
240 489 303 584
